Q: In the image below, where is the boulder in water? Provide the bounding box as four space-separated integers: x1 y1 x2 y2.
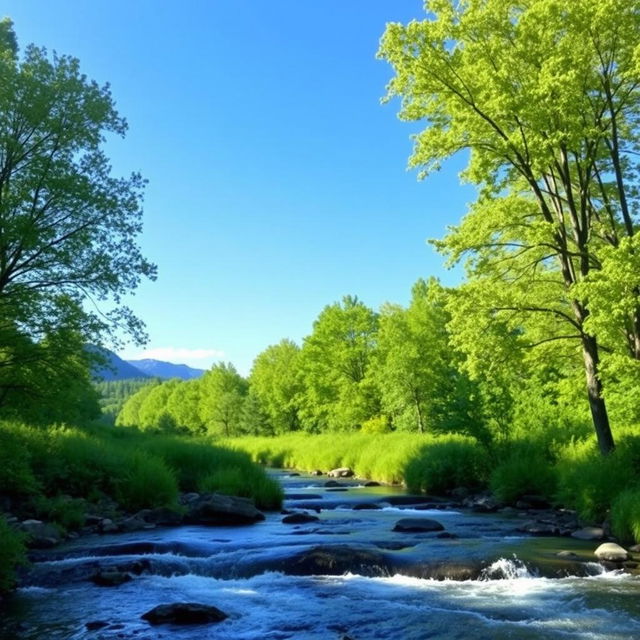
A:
142 602 228 625
393 518 445 533
571 527 604 541
282 513 319 524
327 467 354 478
19 519 62 548
184 493 265 525
594 542 628 562
91 570 132 587
286 544 390 576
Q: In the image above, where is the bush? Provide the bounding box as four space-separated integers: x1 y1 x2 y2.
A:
490 441 556 503
554 435 640 523
32 495 86 532
199 466 283 510
0 517 26 594
403 435 488 494
115 452 178 512
611 487 640 543
0 426 39 498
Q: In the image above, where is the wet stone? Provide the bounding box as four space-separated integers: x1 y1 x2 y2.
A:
142 602 228 625
393 518 445 533
282 513 320 524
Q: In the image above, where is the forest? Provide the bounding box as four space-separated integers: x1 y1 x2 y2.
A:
2 0 640 610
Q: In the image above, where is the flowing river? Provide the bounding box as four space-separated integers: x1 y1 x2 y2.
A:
2 470 640 639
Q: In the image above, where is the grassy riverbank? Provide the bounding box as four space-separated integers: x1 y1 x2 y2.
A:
0 421 282 594
226 431 640 544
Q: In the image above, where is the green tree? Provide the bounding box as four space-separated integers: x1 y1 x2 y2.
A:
372 278 481 436
199 363 248 437
379 0 640 454
166 378 205 434
0 19 155 411
116 379 161 427
249 339 302 434
297 296 379 431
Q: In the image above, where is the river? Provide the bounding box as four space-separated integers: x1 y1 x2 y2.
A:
2 470 640 639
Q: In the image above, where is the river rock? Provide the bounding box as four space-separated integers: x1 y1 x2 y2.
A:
310 470 324 476
282 513 319 524
594 542 628 562
184 493 265 525
91 570 132 587
571 526 604 541
353 503 381 510
327 467 354 478
142 506 184 525
286 545 390 576
19 519 62 548
517 521 559 536
393 518 445 533
325 480 341 487
364 481 381 487
142 602 228 625
99 518 119 534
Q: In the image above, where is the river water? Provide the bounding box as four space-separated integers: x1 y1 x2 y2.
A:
2 470 640 639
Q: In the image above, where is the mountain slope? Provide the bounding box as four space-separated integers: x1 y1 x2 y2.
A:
90 347 150 381
126 359 205 380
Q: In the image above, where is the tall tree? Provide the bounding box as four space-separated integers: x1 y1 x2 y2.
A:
199 363 248 437
372 278 481 435
249 339 302 434
0 19 155 409
379 0 640 454
297 296 379 431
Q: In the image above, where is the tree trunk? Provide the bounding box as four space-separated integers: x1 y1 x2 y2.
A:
581 334 615 455
413 389 425 433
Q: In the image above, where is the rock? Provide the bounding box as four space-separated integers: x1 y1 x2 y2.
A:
282 513 319 524
468 495 501 513
571 527 604 541
393 518 445 533
517 521 559 536
594 542 628 562
309 470 324 476
143 506 184 525
85 621 109 631
91 570 132 587
436 531 458 539
557 550 579 559
364 481 381 487
629 544 640 553
352 503 381 510
325 480 341 487
288 472 300 477
327 467 354 478
141 602 228 625
100 518 119 534
119 515 148 533
184 493 265 526
19 519 62 548
179 492 201 505
286 545 390 576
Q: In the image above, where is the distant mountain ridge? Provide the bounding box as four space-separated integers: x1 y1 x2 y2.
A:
90 346 205 381
126 358 205 380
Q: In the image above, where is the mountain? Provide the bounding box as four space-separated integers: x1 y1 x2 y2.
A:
126 359 205 380
89 347 150 382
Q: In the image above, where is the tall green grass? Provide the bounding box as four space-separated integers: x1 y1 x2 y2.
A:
225 432 488 491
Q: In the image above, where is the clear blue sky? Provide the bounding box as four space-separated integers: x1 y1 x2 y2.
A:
3 0 473 375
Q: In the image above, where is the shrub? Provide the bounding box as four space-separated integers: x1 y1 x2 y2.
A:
490 441 557 503
611 487 640 543
0 517 26 594
32 495 86 532
115 452 178 512
403 435 488 494
0 425 39 498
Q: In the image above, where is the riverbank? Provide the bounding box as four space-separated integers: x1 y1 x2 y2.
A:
0 421 282 595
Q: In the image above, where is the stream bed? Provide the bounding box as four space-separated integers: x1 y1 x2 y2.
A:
2 470 640 639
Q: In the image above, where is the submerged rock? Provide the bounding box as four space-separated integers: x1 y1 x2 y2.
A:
141 602 228 625
393 518 445 533
571 527 604 541
352 503 381 510
184 493 264 526
282 513 320 524
90 570 132 587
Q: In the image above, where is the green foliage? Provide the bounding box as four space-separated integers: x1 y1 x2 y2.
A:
199 363 248 436
0 516 26 594
114 452 178 512
555 434 640 523
403 436 488 495
95 378 155 424
296 296 379 432
0 21 155 417
227 432 487 490
490 442 557 504
611 488 640 544
32 495 86 532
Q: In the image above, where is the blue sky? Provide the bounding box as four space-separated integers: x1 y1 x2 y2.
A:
3 1 474 375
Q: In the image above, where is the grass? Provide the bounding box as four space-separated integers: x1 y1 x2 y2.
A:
224 432 488 490
611 487 640 543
